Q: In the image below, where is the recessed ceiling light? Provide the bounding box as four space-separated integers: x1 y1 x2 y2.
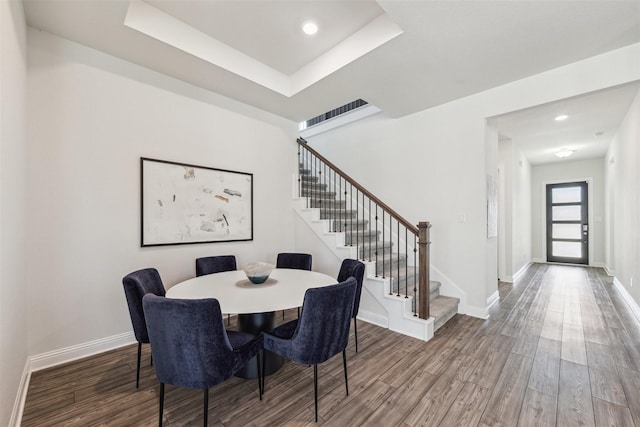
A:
554 114 569 121
555 148 574 158
302 21 318 35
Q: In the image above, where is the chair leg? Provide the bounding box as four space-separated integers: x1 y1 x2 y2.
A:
257 351 263 400
282 310 285 320
136 342 142 388
342 350 349 396
314 364 318 422
354 317 359 353
227 313 230 326
159 383 165 427
297 307 300 318
203 388 208 427
262 349 267 394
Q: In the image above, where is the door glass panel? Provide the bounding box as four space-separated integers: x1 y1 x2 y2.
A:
552 205 581 221
552 241 582 258
552 187 581 203
552 224 582 239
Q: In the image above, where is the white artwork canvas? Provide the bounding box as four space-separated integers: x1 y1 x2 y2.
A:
141 158 253 246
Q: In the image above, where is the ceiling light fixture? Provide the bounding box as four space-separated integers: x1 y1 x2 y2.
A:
302 21 318 35
554 148 574 158
554 114 569 121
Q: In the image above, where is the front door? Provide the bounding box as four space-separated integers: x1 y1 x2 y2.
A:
546 181 589 265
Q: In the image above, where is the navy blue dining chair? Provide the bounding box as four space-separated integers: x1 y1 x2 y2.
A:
195 255 237 277
143 294 263 427
276 252 312 318
261 277 357 422
276 252 312 271
195 255 238 325
337 259 366 352
122 267 166 388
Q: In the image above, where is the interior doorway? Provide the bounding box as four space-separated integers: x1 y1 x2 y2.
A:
545 181 589 264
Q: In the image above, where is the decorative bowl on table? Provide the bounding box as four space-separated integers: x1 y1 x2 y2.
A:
242 262 275 284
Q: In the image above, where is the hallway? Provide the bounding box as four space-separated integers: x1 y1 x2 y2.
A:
474 263 640 426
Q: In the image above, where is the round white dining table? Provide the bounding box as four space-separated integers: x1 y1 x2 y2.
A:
166 268 338 378
166 268 337 314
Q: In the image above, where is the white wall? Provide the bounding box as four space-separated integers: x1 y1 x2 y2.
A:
0 1 28 425
26 29 298 358
605 88 640 305
511 146 533 277
485 124 499 296
531 158 605 265
307 43 639 314
498 139 513 281
497 139 533 282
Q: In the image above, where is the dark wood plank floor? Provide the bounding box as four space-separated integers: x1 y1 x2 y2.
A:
21 264 640 426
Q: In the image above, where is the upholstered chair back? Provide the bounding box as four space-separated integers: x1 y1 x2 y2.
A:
337 259 365 318
276 253 312 271
195 255 237 277
122 268 166 344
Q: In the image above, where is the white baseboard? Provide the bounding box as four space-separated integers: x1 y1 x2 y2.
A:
465 305 489 320
357 309 389 329
487 290 500 309
512 261 532 282
29 332 135 372
9 359 31 427
613 277 640 325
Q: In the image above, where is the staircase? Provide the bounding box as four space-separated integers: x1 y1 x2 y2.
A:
297 146 459 339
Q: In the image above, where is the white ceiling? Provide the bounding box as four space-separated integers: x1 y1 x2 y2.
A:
22 0 640 164
490 82 640 165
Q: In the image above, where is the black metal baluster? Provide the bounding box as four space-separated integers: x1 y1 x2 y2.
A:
392 215 397 296
382 211 386 281
351 184 364 250
313 155 317 209
332 169 336 232
318 160 322 216
361 190 365 261
375 205 379 277
297 146 301 198
404 227 408 298
338 176 347 234
349 183 358 246
367 199 371 261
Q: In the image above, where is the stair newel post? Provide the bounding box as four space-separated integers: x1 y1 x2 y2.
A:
418 221 431 319
375 205 379 277
297 146 301 200
413 235 418 316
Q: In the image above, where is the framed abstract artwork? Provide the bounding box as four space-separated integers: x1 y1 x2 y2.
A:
140 157 253 246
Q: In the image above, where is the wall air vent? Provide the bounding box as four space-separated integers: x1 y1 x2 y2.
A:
299 99 381 138
303 99 368 129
